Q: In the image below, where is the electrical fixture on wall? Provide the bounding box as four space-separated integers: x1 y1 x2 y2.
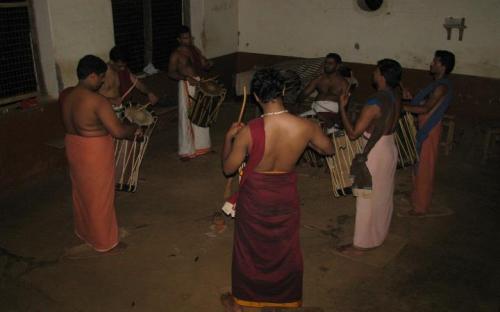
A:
357 0 383 11
443 17 466 41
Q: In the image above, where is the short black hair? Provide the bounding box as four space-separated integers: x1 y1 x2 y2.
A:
178 25 191 37
326 53 342 64
435 50 455 74
377 59 402 88
109 46 128 63
76 55 107 80
251 68 285 103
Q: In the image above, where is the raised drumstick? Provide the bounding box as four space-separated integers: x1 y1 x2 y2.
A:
223 86 248 200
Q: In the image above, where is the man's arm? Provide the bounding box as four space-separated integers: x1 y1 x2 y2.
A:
308 122 334 155
130 72 159 105
297 78 319 103
95 96 138 139
222 123 248 176
195 46 212 70
167 52 199 85
339 91 380 140
403 84 447 115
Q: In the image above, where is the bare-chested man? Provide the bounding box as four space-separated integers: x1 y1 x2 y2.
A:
99 46 159 108
168 25 213 160
298 53 349 118
62 55 141 255
220 69 334 311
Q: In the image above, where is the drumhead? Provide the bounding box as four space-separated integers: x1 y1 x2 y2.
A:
124 107 154 126
199 80 224 96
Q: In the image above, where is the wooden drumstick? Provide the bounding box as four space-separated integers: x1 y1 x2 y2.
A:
201 75 219 83
223 86 248 200
121 77 138 102
137 102 152 111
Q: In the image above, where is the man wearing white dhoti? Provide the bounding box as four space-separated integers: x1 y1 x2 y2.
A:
168 25 213 160
338 59 402 255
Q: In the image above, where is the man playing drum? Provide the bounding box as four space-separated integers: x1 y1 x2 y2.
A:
402 50 455 216
99 46 159 108
221 69 334 310
168 25 213 161
297 53 349 132
337 59 402 256
61 55 142 254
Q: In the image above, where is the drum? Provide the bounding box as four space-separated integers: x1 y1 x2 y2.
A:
114 106 157 192
395 112 418 167
188 80 227 127
325 131 365 197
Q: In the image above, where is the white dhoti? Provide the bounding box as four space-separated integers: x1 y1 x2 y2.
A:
178 80 211 158
300 100 339 134
300 100 339 117
353 134 398 249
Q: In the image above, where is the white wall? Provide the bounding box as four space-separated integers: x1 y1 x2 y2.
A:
32 0 58 98
189 0 238 58
42 0 115 88
238 0 500 78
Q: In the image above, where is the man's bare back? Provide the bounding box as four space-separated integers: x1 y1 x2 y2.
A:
254 114 332 172
223 113 333 175
62 86 136 139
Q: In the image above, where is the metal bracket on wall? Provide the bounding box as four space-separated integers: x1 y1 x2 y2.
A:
444 17 466 41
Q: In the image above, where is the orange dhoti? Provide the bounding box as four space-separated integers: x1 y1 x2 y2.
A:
65 134 119 252
411 116 442 214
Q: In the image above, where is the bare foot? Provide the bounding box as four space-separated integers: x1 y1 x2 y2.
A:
220 292 243 312
63 242 127 260
337 244 364 256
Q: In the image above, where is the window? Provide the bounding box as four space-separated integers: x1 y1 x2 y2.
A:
0 0 40 106
111 0 183 73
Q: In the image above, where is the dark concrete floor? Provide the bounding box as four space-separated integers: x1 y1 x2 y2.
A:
0 100 499 311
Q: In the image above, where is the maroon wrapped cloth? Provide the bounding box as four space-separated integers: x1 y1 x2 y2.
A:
232 118 303 308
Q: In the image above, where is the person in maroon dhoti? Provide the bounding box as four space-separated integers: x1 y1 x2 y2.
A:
221 69 334 310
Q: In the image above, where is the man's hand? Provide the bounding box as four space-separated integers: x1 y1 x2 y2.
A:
402 88 412 100
187 76 200 86
225 122 245 140
134 126 144 138
147 92 159 105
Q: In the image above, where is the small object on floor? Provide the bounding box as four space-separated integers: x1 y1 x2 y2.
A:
212 211 226 233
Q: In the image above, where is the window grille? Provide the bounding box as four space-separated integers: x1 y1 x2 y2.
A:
0 1 38 105
151 0 183 70
111 0 145 73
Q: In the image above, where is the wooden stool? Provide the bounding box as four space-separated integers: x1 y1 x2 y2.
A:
440 114 455 155
481 122 500 163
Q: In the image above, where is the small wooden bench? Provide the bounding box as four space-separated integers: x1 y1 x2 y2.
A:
440 114 455 155
481 121 500 163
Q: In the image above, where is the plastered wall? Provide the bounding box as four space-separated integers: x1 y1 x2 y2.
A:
43 0 115 88
189 0 238 58
238 0 500 79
